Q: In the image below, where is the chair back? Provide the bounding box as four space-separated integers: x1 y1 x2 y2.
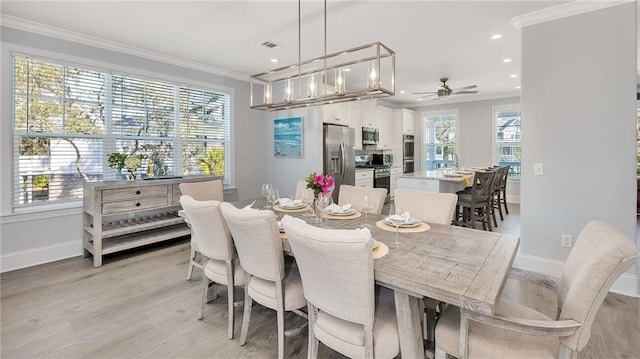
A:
470 170 496 203
179 196 233 261
179 179 223 201
294 180 314 200
490 166 505 195
281 216 375 326
219 202 285 282
394 189 457 225
558 220 639 351
338 185 387 214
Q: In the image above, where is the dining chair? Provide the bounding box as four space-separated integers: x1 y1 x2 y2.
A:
393 188 457 225
179 195 244 339
281 215 400 359
487 165 509 228
337 185 387 214
497 165 511 216
219 202 307 359
434 220 640 359
294 180 314 200
454 170 496 231
179 179 224 280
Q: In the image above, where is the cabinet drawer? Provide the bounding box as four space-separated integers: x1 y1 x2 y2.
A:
102 196 169 215
356 171 373 179
102 185 168 201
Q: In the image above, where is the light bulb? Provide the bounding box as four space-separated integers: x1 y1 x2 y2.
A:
285 80 292 101
368 63 378 88
264 84 272 104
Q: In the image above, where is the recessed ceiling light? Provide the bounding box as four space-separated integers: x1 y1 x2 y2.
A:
270 58 278 63
510 74 518 78
515 85 521 89
491 34 502 40
344 68 351 72
503 58 512 63
400 90 405 94
417 98 422 101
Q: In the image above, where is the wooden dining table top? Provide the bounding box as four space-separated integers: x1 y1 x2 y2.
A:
236 198 520 316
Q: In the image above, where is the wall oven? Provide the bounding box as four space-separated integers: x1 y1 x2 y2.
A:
362 127 379 145
403 134 415 174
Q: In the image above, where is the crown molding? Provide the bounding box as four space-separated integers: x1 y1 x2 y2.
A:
0 15 250 82
511 1 635 30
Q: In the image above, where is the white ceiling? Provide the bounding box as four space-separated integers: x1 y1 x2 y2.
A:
1 1 579 107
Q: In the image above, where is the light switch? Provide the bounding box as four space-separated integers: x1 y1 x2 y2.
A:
534 163 544 176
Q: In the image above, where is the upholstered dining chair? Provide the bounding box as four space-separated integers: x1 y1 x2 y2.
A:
337 185 387 214
179 179 224 280
179 195 244 339
455 170 496 231
294 180 314 200
435 220 640 359
219 202 307 359
393 188 457 225
281 215 400 359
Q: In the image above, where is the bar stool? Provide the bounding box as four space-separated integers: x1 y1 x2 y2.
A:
455 170 497 231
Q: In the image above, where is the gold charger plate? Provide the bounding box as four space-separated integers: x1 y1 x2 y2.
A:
375 220 430 233
322 211 362 220
273 204 309 213
373 242 389 259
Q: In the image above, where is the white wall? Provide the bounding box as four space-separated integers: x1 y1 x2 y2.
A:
410 96 522 203
520 3 637 280
0 27 268 271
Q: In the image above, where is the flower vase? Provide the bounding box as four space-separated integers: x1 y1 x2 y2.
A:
310 195 322 223
127 173 137 181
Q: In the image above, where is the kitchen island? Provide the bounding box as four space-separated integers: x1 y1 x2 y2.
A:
397 170 472 194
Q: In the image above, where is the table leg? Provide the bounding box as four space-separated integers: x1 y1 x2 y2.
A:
393 290 425 358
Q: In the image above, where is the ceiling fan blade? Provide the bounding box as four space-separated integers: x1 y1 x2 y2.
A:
453 90 479 95
417 93 437 99
451 85 478 91
412 91 437 95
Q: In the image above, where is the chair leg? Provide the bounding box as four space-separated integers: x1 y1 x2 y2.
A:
187 248 196 280
198 275 210 320
491 200 498 228
502 189 509 214
240 279 253 346
226 261 235 339
497 193 504 220
276 282 286 359
308 303 319 359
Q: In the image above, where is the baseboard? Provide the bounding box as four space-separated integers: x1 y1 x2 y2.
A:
1 240 82 273
514 253 639 297
506 195 520 204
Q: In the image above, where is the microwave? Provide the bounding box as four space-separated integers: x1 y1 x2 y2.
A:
362 127 379 145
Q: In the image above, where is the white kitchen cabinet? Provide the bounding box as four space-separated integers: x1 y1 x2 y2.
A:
350 101 363 150
401 109 416 134
355 169 374 188
390 166 403 198
376 105 393 150
322 102 351 126
82 175 221 267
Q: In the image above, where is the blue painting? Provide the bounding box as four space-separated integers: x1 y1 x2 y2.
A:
274 117 303 158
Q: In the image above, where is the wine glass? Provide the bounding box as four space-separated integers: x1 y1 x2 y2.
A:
360 195 374 228
268 188 280 209
316 193 332 228
261 184 273 208
302 194 314 218
387 204 403 248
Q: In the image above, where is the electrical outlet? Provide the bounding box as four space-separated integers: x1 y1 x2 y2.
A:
534 163 544 176
561 234 572 248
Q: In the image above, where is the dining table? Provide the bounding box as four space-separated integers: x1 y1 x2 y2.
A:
235 198 520 358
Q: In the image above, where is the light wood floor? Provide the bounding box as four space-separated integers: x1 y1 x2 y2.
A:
2 203 639 358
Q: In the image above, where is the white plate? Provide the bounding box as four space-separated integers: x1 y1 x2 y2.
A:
328 208 356 216
279 203 307 210
457 170 474 175
443 173 462 178
385 218 422 228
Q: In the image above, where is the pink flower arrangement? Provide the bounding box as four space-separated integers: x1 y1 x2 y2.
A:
305 172 334 197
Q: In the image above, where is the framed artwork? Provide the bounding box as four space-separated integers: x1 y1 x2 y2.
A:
274 117 303 158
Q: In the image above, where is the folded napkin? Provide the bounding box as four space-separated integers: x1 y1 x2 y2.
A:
278 198 304 208
325 203 352 214
243 200 257 210
387 211 412 224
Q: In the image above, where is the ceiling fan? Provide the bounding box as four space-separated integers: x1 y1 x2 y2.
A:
412 78 478 100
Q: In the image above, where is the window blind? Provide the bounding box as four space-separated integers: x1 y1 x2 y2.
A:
11 54 232 210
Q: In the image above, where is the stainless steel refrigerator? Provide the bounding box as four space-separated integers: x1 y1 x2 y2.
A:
323 124 355 203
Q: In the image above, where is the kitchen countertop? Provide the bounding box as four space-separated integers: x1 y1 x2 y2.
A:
400 170 471 182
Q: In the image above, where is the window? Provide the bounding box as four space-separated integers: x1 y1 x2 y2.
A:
494 106 521 179
12 54 231 210
423 111 457 170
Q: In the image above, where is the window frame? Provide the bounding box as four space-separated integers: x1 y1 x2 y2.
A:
492 104 521 180
421 109 459 171
6 46 235 214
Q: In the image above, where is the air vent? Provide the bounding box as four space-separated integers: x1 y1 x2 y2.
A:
261 41 282 49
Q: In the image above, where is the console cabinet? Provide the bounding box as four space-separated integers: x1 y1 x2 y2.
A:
83 175 221 267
